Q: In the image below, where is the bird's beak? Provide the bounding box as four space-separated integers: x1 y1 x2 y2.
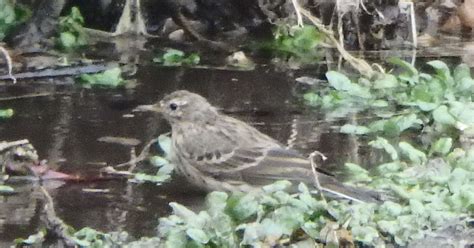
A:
133 103 162 113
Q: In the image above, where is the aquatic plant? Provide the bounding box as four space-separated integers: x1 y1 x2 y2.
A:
77 67 125 88
153 49 200 66
57 7 87 50
0 1 30 41
262 25 324 66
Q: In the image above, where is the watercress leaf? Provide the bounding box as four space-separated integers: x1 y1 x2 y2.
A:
399 142 427 165
0 108 14 119
448 168 468 194
340 124 371 135
326 71 371 98
186 228 209 244
350 225 379 244
344 163 372 183
373 73 399 89
369 137 399 160
430 137 452 156
453 63 471 83
303 92 320 106
433 105 457 125
428 60 454 85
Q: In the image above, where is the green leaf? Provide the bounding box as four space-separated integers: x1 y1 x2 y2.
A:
154 49 200 66
427 60 454 85
433 105 457 125
351 225 379 244
399 142 427 165
78 67 124 88
303 92 320 106
206 191 228 214
57 7 87 49
448 168 468 194
273 206 305 235
0 185 15 193
262 180 292 193
453 63 471 83
186 228 209 244
340 124 371 135
326 71 371 98
409 199 425 216
158 134 172 156
0 108 14 119
14 230 46 245
149 156 169 167
429 137 452 156
59 32 77 49
377 161 402 174
226 194 258 221
344 163 372 182
373 73 399 89
369 137 399 161
379 201 404 218
169 202 197 221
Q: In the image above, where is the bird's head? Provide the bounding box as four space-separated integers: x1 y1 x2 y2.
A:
136 90 218 124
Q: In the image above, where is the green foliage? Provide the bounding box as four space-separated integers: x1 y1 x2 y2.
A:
263 25 323 64
130 134 175 185
304 60 474 138
153 49 200 66
0 184 14 193
14 229 46 245
0 108 13 119
0 1 30 41
57 7 87 50
78 67 124 88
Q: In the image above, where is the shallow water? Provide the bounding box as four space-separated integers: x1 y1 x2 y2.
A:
0 58 351 244
0 36 472 244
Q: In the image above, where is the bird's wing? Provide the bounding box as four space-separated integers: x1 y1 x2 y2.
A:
177 127 382 203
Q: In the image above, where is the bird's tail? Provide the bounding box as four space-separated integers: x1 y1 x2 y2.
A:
317 173 383 203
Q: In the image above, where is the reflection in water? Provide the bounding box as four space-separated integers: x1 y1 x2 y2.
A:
0 64 368 244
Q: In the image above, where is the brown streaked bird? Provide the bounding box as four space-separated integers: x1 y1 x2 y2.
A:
138 90 381 203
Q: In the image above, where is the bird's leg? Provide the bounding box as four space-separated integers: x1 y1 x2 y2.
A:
309 151 328 203
115 137 160 169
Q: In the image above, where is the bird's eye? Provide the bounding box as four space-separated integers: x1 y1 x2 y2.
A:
169 103 178 111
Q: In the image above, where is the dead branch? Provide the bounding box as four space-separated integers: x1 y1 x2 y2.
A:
0 46 16 84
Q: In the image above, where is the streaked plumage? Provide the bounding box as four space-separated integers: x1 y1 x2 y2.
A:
151 90 381 202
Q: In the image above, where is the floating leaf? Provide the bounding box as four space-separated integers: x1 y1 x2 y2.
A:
186 228 209 244
430 137 452 156
0 185 14 193
78 67 124 88
399 142 427 165
369 137 399 160
433 105 457 125
0 108 14 119
344 163 372 183
340 124 371 135
326 71 371 98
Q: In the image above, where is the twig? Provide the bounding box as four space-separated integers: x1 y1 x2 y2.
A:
0 92 57 101
0 63 112 81
291 0 304 27
293 2 380 78
40 186 77 246
0 139 29 152
0 46 16 84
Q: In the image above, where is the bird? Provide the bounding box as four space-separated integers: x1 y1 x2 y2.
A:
138 90 382 203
